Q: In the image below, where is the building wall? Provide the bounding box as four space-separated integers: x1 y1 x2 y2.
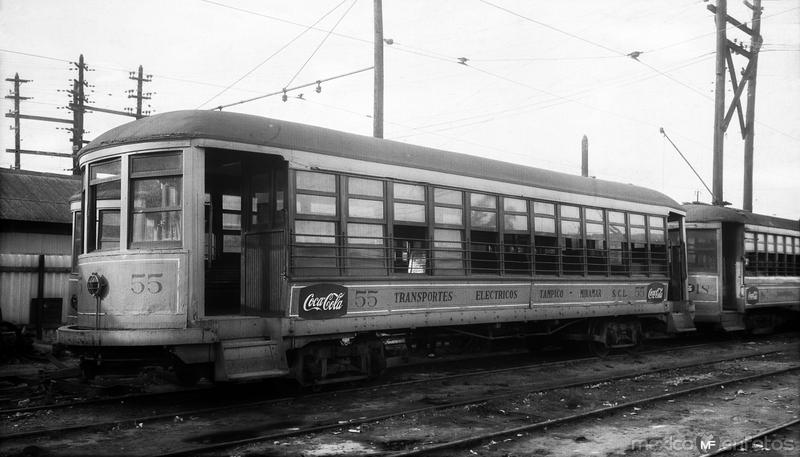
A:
0 231 71 255
0 231 72 339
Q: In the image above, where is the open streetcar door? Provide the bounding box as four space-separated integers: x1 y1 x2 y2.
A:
204 150 287 317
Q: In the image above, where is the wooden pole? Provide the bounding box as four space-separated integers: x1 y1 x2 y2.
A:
712 0 727 205
743 0 762 212
373 0 384 139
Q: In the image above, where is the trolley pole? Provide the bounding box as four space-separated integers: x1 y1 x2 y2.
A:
373 0 384 139
742 0 762 212
711 0 727 206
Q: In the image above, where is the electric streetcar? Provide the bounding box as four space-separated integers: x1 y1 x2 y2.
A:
58 110 695 384
685 203 799 332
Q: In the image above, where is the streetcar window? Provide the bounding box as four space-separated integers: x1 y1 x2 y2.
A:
393 183 426 223
608 211 629 275
756 233 767 276
649 216 667 275
296 170 335 193
346 177 386 276
393 183 427 274
686 229 717 273
776 236 786 275
503 198 530 275
795 238 800 275
97 209 120 251
433 228 464 275
293 171 339 276
533 201 557 275
293 220 337 276
630 214 648 275
744 232 757 275
71 208 83 271
585 208 607 275
88 158 121 252
560 205 583 275
221 195 241 253
129 152 183 248
469 193 499 274
767 234 776 275
346 223 386 276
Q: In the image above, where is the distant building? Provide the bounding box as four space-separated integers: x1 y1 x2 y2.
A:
0 168 81 339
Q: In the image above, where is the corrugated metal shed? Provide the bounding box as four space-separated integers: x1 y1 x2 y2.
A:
0 168 81 224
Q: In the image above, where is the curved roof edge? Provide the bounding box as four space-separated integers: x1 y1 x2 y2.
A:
82 110 684 212
684 203 799 231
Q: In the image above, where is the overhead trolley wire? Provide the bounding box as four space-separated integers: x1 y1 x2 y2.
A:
209 66 374 111
195 0 350 109
283 0 358 89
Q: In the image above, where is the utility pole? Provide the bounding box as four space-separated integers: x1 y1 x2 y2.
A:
711 0 727 206
373 0 384 139
707 0 763 209
127 65 152 119
68 54 88 175
4 73 31 170
4 73 73 169
743 0 762 212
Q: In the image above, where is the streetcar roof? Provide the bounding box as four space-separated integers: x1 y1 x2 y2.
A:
82 110 683 212
684 203 799 232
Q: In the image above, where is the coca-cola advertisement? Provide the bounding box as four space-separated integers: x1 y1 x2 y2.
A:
646 282 666 303
298 283 348 320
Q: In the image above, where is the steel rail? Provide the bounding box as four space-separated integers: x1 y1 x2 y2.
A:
3 340 792 443
148 351 799 457
387 366 800 456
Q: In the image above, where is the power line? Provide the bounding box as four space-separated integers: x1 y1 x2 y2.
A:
210 66 374 111
195 0 350 109
284 0 357 88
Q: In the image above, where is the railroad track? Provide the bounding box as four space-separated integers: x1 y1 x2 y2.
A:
2 336 792 441
1 332 791 418
2 337 796 456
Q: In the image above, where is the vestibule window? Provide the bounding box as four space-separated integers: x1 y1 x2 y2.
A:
130 152 183 248
88 158 121 252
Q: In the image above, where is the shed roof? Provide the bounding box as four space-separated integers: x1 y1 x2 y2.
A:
0 168 81 224
82 110 684 212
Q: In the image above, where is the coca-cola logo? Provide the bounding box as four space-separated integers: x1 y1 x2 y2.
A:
646 282 665 303
298 284 348 320
746 286 759 305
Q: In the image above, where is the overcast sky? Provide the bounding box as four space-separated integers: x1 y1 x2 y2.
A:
1 0 798 219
